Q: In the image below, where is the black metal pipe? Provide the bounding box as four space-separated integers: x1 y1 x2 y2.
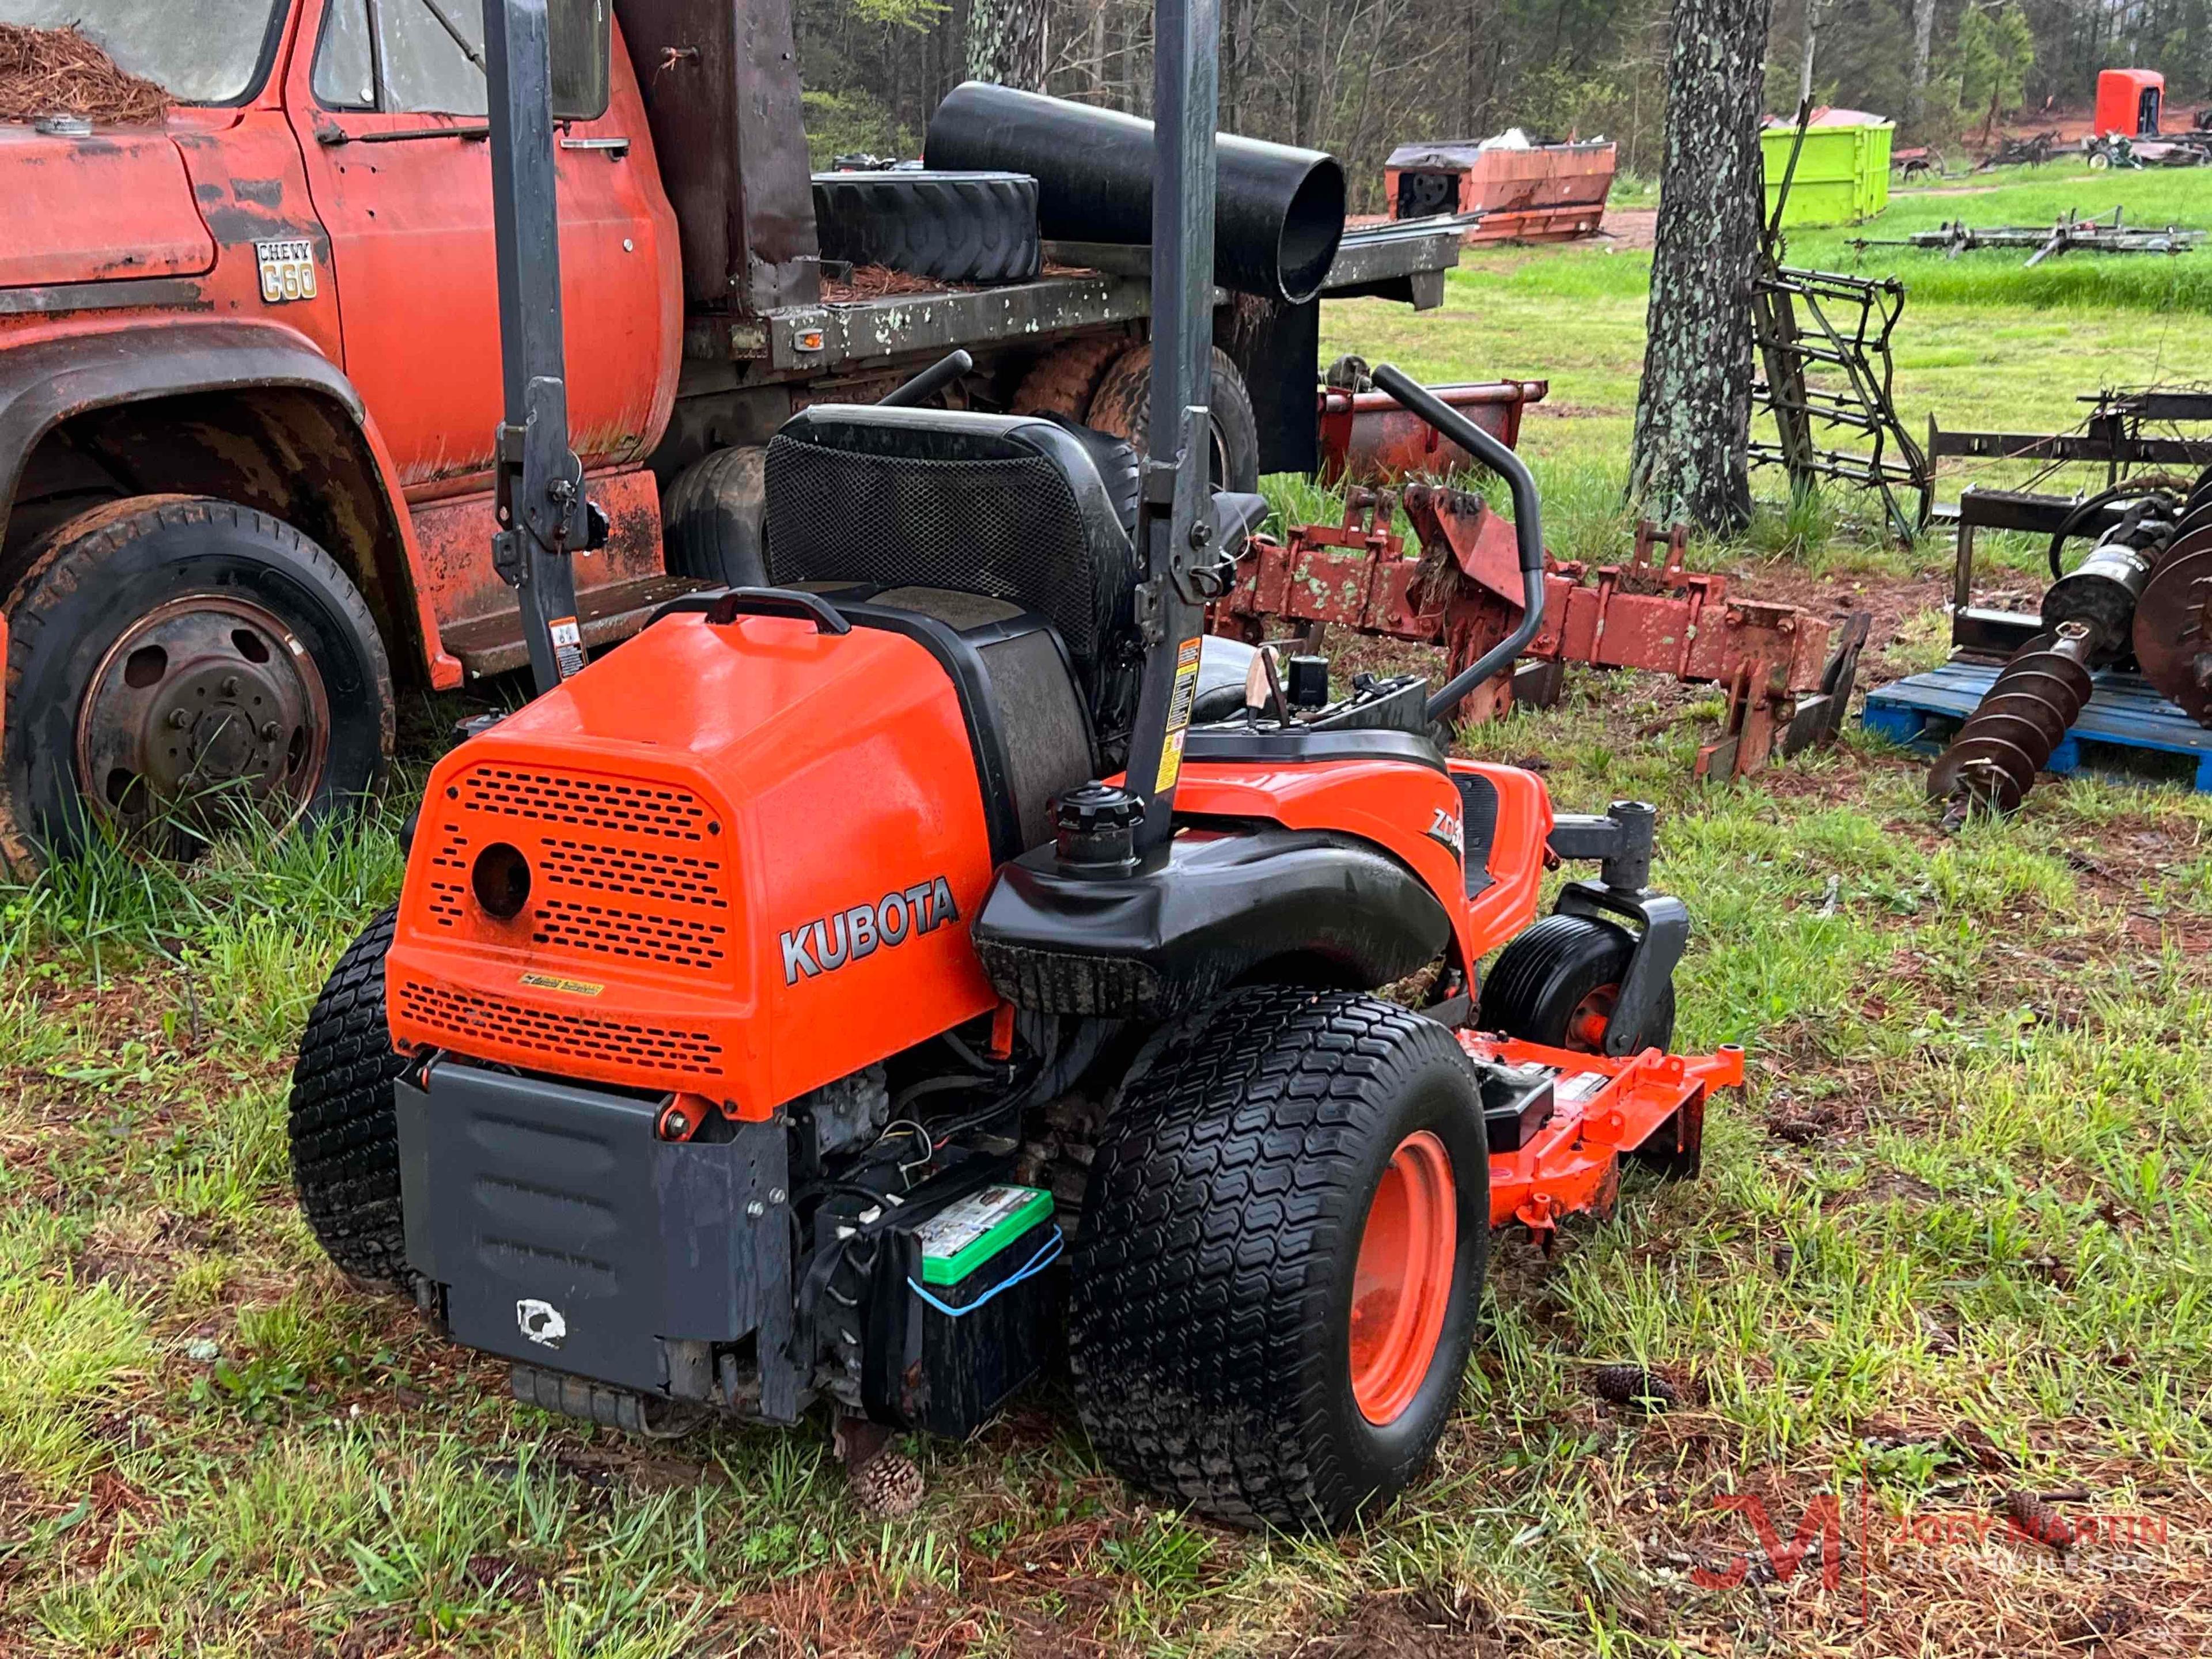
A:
1369 365 1548 722
923 82 1344 303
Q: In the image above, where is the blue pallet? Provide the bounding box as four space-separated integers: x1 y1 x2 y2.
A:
1861 662 2212 794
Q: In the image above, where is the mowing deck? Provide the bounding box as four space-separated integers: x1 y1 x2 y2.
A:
1862 660 2212 793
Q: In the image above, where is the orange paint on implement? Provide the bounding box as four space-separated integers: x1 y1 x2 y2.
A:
1467 1035 1746 1237
1350 1130 1457 1425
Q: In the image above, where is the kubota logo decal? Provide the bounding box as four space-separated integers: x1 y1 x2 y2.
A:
781 876 959 984
516 1298 567 1348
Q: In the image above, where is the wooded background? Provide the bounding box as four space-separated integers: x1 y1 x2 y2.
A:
796 0 2211 209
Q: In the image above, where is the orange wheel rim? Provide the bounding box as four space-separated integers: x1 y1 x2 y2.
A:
1349 1130 1457 1426
1566 984 1619 1054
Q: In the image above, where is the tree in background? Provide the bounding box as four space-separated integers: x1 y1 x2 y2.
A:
1907 0 1939 124
967 0 1048 85
1956 1 2034 141
1626 0 1775 532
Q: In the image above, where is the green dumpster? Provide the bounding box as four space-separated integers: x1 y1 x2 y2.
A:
1760 119 1892 228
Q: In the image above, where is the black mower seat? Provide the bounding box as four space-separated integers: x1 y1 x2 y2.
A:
764 404 1141 699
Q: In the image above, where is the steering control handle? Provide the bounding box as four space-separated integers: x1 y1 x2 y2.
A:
1369 363 1547 721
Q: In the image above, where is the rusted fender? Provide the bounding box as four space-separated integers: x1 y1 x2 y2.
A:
0 316 461 689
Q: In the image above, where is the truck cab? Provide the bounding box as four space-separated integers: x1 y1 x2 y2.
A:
0 0 1459 868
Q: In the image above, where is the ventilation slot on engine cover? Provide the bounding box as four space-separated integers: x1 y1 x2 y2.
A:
457 767 714 841
397 982 725 1078
532 898 729 972
536 838 728 908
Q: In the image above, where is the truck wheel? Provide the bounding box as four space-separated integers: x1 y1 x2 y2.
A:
1 496 393 867
1478 914 1676 1054
1009 335 1130 421
812 171 1042 283
1070 987 1490 1531
289 906 412 1289
1084 344 1262 492
661 446 768 588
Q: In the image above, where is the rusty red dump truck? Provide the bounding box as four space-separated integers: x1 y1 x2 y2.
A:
0 0 1461 866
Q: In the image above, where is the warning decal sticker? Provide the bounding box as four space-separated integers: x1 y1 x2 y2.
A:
1156 637 1204 793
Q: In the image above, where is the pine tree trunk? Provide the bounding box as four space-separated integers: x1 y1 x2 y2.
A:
1626 0 1775 534
1906 0 1937 126
967 0 1048 88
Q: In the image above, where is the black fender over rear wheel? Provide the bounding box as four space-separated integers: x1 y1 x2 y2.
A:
1478 912 1677 1055
1 495 393 868
1070 986 1490 1531
289 907 413 1289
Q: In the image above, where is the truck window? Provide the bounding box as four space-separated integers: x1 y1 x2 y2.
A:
312 0 609 120
1 0 286 105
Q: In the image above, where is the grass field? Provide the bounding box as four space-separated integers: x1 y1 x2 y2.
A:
4 165 2212 1657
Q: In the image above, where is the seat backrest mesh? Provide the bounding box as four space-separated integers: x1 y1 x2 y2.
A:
764 412 1129 671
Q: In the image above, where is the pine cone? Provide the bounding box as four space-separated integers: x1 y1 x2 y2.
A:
2005 1490 2075 1552
1590 1363 1681 1411
849 1450 925 1518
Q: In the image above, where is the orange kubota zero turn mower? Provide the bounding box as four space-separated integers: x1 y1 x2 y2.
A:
287 0 1742 1531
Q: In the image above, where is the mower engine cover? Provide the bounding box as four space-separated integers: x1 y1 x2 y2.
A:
384 600 1050 1118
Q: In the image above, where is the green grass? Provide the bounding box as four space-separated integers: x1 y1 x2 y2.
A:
1323 160 2212 547
5 164 2212 1655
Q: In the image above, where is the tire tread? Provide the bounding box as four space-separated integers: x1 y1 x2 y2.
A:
1070 986 1478 1529
288 907 412 1286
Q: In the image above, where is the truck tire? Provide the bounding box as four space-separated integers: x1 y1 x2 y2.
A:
0 496 393 869
1009 335 1130 421
1084 344 1262 492
661 446 768 588
1478 913 1676 1054
812 171 1042 283
289 906 412 1289
1070 986 1490 1531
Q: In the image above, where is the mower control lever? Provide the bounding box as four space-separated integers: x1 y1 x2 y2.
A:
1368 364 1547 722
880 350 976 408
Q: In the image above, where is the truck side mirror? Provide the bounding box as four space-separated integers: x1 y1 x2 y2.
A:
548 0 611 122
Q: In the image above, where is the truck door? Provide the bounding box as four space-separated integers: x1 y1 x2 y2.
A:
285 0 677 490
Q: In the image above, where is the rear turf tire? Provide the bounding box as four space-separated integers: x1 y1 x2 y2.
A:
1478 912 1676 1055
1070 986 1489 1531
288 907 412 1289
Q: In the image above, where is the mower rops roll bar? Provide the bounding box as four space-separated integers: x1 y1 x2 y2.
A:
1368 364 1547 723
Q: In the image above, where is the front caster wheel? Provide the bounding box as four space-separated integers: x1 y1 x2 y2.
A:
1478 912 1676 1055
1070 987 1490 1531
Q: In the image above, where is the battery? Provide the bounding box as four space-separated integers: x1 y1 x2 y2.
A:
878 1183 1060 1437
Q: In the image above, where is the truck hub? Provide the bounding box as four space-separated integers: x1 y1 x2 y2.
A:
76 596 328 825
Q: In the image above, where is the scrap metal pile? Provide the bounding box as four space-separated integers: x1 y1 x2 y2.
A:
1211 481 1868 782
1851 205 2202 267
